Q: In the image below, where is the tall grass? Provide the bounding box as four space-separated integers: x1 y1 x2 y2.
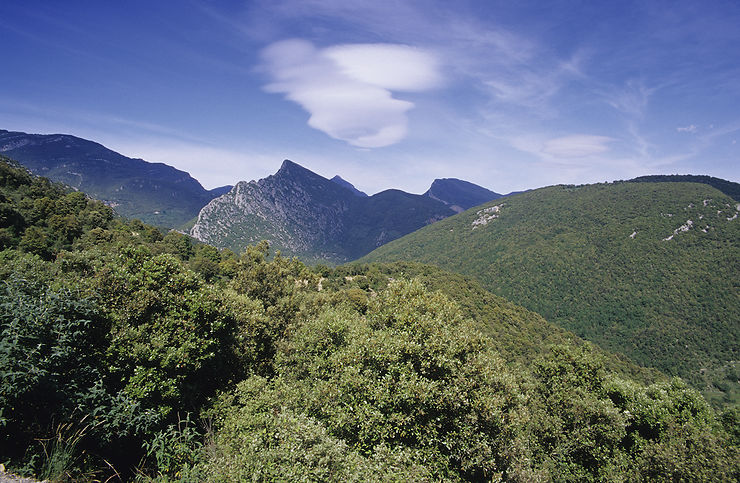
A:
38 414 99 481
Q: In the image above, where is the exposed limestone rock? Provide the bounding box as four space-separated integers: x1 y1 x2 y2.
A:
472 204 504 228
191 160 455 263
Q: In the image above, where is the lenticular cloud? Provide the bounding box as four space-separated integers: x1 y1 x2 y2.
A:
542 135 615 158
261 40 442 148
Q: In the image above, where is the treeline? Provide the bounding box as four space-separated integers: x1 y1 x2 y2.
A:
626 174 740 201
0 156 737 481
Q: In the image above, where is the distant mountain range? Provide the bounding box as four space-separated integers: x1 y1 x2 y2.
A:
0 129 231 227
0 129 503 241
190 160 501 263
361 180 740 406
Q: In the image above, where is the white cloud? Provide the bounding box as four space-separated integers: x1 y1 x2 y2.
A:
542 135 615 158
324 43 442 90
260 39 442 148
676 124 697 133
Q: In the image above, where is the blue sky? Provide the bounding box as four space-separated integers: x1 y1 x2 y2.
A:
1 0 738 194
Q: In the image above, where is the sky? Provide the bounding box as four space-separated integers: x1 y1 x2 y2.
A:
1 0 738 194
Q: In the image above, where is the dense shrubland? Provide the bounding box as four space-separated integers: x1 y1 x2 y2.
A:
0 156 737 481
361 181 740 407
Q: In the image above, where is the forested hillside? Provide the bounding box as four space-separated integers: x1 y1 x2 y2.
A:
328 261 664 385
628 174 740 201
1 156 737 481
362 181 740 407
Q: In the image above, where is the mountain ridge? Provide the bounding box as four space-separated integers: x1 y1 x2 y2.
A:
424 177 503 212
191 160 504 263
0 129 231 227
330 175 368 197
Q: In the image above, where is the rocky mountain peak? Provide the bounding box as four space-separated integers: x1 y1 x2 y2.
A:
275 159 315 178
190 161 458 263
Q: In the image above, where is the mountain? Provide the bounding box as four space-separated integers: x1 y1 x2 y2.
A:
362 180 740 406
330 175 367 196
191 160 358 262
424 177 502 212
191 160 457 263
0 129 231 227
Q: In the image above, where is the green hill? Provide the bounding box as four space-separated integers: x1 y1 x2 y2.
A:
0 156 736 480
362 181 740 406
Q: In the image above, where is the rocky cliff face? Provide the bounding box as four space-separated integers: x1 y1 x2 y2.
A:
191 160 458 263
192 160 354 261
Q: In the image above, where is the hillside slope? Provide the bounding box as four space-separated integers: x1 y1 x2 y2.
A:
362 181 740 406
0 129 229 227
331 261 665 385
1 156 735 480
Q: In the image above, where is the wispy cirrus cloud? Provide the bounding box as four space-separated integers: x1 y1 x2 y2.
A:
481 60 577 111
260 39 442 148
604 80 657 119
542 135 615 159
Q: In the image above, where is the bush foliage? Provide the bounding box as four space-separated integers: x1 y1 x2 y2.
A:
362 181 740 407
0 156 736 481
